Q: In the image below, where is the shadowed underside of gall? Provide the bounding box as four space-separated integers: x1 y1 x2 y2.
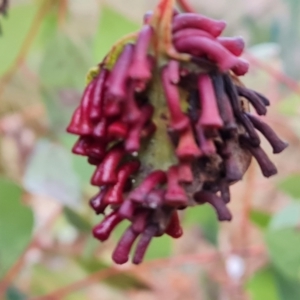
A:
67 0 288 265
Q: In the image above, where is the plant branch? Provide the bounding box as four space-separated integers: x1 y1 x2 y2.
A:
245 53 300 95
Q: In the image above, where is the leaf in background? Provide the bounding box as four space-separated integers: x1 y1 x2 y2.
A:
265 227 300 279
183 205 219 246
277 94 300 116
0 179 34 278
273 267 300 300
23 139 81 207
269 203 300 230
250 209 271 229
5 286 27 300
144 234 172 261
30 263 87 299
0 3 37 76
246 266 279 300
278 174 300 200
40 31 92 90
93 5 139 62
60 133 95 186
78 258 149 290
63 207 92 233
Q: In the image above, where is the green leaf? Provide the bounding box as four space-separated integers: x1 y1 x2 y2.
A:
183 204 219 246
250 209 271 229
144 234 172 261
246 266 279 300
60 134 95 185
78 258 149 290
40 31 92 90
5 286 27 300
269 203 300 230
0 3 37 76
265 228 300 279
63 207 92 233
0 179 34 278
30 263 86 298
277 94 300 116
23 139 81 207
93 6 139 62
278 174 300 200
273 267 300 300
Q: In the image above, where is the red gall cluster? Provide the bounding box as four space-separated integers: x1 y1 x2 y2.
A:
67 3 287 264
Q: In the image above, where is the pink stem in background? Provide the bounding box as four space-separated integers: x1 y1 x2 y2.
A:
93 211 123 241
197 74 223 128
129 171 167 203
112 227 139 264
106 44 134 101
172 13 226 37
165 166 188 206
91 145 125 186
161 65 190 131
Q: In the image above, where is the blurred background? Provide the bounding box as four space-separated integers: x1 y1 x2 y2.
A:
0 0 300 299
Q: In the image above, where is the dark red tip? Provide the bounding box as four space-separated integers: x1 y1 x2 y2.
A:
93 211 123 241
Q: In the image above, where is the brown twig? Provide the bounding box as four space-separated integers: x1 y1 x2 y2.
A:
0 0 52 97
31 245 265 300
245 53 300 95
32 252 217 300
